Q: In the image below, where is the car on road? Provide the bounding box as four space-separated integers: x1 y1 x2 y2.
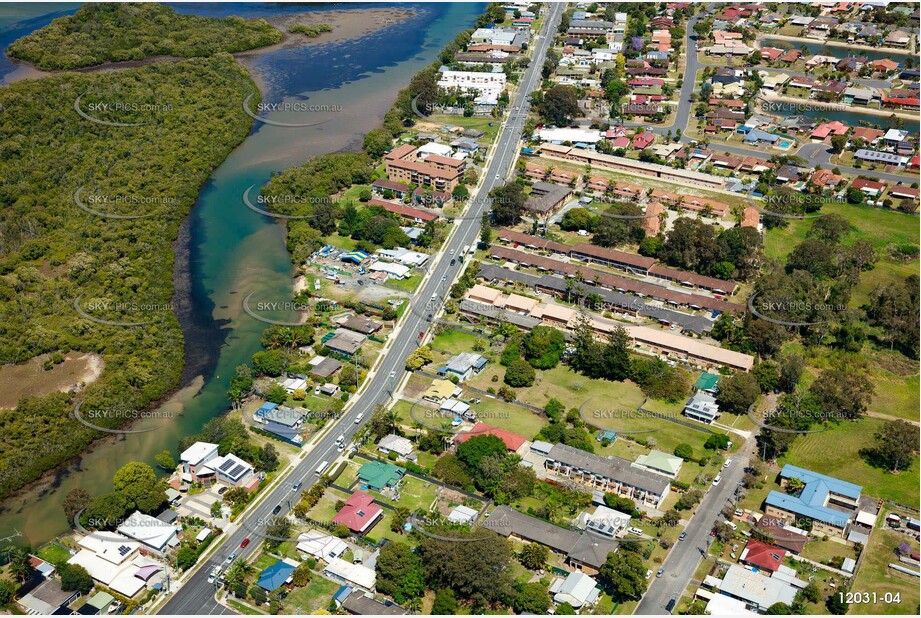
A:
656 568 665 578
292 482 302 492
666 598 676 613
225 553 237 564
240 538 250 548
355 413 363 423
679 531 687 541
272 504 282 515
495 173 500 180
450 258 455 265
723 459 732 468
712 474 722 486
337 444 345 453
208 566 220 583
441 275 447 282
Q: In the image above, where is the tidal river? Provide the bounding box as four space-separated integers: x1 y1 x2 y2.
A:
0 1 483 547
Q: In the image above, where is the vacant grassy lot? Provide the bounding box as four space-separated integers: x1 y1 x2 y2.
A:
282 574 340 614
849 514 920 616
779 417 920 505
429 114 500 142
864 349 920 422
430 329 482 355
386 272 422 294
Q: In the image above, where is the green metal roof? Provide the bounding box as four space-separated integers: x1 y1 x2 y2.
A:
358 460 404 490
695 372 720 391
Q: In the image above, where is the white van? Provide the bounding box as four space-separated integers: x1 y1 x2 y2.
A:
315 460 329 476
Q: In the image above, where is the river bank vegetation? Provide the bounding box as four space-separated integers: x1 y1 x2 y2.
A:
0 54 259 500
7 2 281 71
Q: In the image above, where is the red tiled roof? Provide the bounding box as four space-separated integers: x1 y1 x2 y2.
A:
851 178 885 192
368 199 438 222
740 539 786 572
332 491 382 533
454 423 527 451
384 144 417 161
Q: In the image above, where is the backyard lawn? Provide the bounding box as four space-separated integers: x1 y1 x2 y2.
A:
36 543 73 566
848 514 920 616
779 417 920 505
430 328 482 355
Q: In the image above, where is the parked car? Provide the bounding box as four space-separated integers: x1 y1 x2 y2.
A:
656 568 665 578
679 531 687 541
723 459 733 468
627 527 644 536
712 474 722 486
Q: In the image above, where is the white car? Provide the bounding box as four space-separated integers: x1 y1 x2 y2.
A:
723 459 733 469
355 413 363 424
627 527 644 536
712 474 722 486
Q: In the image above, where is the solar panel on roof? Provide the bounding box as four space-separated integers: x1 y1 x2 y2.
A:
230 464 246 478
219 459 236 472
118 545 131 556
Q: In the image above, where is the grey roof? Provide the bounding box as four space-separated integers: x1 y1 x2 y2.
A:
477 265 713 334
459 298 543 330
567 531 618 568
342 594 409 615
527 181 573 214
547 443 672 496
311 357 343 378
855 149 904 163
483 505 580 553
341 315 382 335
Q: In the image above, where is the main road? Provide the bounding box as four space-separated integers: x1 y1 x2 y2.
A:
158 3 563 614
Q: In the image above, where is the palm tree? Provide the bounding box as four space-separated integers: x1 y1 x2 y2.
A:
224 558 254 588
9 547 33 583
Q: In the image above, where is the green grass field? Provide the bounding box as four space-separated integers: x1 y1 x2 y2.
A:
386 272 422 294
430 329 482 355
429 114 500 142
36 543 72 566
848 512 920 616
779 417 920 505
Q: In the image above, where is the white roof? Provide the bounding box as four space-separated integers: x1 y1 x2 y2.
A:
379 434 414 456
537 127 603 144
324 557 376 590
719 565 797 609
69 532 162 598
297 530 348 560
180 441 218 465
369 261 411 278
553 571 600 607
855 510 877 526
448 505 479 524
195 528 212 543
417 142 454 157
706 594 758 615
78 532 138 565
884 129 909 142
117 511 178 552
440 398 470 414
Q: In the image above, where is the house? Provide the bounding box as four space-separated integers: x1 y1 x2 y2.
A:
454 422 528 453
740 206 760 229
447 505 479 525
851 178 885 197
17 579 80 615
869 58 899 73
550 571 601 609
843 86 877 105
341 593 409 615
811 121 848 140
854 149 908 166
370 199 438 224
850 126 883 144
810 168 844 189
440 352 488 381
76 591 117 615
210 453 256 488
890 185 920 202
778 49 801 63
642 201 665 236
256 560 297 592
324 559 376 591
764 465 866 538
68 532 162 598
575 504 632 537
325 329 366 356
884 29 911 47
543 443 671 508
753 517 809 554
739 539 787 574
179 441 220 482
357 460 404 491
684 392 720 424
340 315 383 335
377 434 414 459
333 491 384 534
423 378 460 402
695 372 720 395
309 356 343 379
297 530 348 560
717 565 798 612
632 131 655 149
634 450 683 478
440 397 471 417
116 511 179 554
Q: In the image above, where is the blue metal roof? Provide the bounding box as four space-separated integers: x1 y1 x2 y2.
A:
781 465 862 499
257 561 296 591
255 402 280 417
765 491 851 528
333 585 352 603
